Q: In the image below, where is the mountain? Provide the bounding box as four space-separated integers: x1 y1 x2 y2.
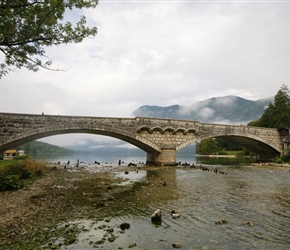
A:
16 141 74 155
132 95 274 124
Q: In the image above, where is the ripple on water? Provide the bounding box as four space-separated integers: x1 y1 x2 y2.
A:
42 165 290 249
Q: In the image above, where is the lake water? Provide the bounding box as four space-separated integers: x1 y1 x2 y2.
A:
35 153 290 249
33 151 253 166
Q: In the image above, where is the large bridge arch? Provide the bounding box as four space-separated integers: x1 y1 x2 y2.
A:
0 125 161 156
175 129 281 161
213 135 280 160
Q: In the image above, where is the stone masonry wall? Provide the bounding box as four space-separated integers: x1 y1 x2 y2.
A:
0 113 284 162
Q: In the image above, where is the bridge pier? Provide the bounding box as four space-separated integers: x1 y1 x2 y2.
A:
146 144 176 166
255 152 280 162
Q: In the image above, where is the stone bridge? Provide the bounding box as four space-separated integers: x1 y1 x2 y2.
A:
0 113 287 164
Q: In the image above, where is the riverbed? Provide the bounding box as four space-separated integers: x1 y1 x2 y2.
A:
1 163 290 250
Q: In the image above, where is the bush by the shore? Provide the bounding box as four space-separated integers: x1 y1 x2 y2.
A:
0 157 46 191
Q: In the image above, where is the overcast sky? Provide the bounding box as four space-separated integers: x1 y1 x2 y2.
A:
1 1 290 147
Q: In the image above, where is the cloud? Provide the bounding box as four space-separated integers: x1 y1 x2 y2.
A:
1 2 290 147
213 96 238 106
199 107 215 119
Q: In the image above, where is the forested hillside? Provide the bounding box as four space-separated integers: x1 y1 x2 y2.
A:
16 141 73 156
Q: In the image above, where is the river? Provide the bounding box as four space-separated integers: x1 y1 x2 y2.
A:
33 152 289 250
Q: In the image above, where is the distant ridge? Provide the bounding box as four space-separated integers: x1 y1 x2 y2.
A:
132 95 274 124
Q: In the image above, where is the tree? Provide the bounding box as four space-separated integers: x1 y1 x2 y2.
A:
248 84 290 128
196 138 221 155
0 0 98 78
215 138 243 151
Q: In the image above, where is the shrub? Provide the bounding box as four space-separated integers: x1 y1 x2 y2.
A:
0 158 46 191
24 158 46 177
0 174 23 190
13 154 29 160
274 158 284 164
5 163 31 179
281 152 290 163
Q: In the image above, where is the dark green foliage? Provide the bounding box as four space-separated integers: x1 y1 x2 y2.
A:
196 137 254 155
215 138 243 151
5 163 31 179
13 154 29 160
248 85 290 128
0 174 23 190
0 163 29 190
0 159 47 191
196 138 221 155
280 151 290 162
0 0 98 78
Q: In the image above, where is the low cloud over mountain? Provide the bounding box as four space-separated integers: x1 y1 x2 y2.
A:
132 95 274 124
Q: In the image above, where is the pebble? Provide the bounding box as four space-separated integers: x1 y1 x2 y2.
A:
243 221 255 227
172 242 183 248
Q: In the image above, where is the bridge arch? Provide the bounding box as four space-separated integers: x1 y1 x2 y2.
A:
176 132 281 161
0 124 161 155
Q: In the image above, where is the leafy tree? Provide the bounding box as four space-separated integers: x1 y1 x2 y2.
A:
215 138 243 151
0 0 98 78
196 138 221 155
248 84 290 128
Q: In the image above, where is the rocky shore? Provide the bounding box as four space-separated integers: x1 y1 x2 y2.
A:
0 163 178 249
1 162 289 249
0 164 143 249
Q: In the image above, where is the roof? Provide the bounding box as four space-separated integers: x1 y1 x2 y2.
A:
4 149 17 154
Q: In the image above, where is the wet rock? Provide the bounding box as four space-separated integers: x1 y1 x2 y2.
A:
172 242 183 248
128 243 137 248
215 219 228 225
151 208 162 220
108 235 116 242
160 181 166 186
104 218 111 222
151 208 162 225
106 227 114 233
98 224 107 229
171 210 180 219
95 202 106 208
243 221 254 227
64 237 76 245
95 238 106 245
120 222 130 230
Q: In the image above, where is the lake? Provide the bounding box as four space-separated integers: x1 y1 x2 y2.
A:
32 150 253 166
33 153 289 249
